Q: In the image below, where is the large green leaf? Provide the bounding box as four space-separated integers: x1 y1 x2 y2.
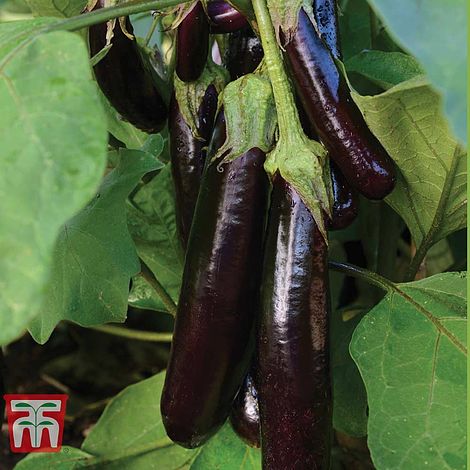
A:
26 0 86 17
338 0 371 60
366 0 467 143
351 272 467 469
0 22 107 345
128 164 184 309
14 447 92 470
28 148 162 344
353 77 467 261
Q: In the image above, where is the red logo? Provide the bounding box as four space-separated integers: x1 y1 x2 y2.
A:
3 394 68 453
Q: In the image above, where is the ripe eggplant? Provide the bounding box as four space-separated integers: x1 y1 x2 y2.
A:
161 112 269 448
170 85 218 247
207 0 248 34
176 1 210 82
313 0 341 59
225 27 264 80
329 160 358 230
230 370 260 448
284 9 395 200
258 175 332 469
88 1 167 133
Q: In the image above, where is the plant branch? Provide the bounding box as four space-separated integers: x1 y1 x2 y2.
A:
140 260 178 316
90 324 173 342
404 242 427 282
329 261 393 293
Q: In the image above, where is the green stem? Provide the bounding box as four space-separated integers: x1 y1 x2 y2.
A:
251 0 301 140
90 324 173 342
405 242 427 281
328 261 393 293
47 0 190 33
140 260 178 316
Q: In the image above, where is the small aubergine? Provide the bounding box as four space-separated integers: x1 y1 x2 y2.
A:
258 175 332 469
207 0 248 34
225 27 264 80
284 9 395 200
230 370 260 448
176 1 210 82
169 85 218 247
329 160 358 230
88 1 167 133
161 111 269 448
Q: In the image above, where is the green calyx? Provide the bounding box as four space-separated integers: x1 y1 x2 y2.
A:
174 59 229 138
213 72 278 162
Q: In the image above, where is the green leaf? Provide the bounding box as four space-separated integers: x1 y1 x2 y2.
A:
28 149 161 344
351 272 467 469
81 372 195 469
26 0 86 17
0 23 107 345
14 447 92 470
367 0 467 143
346 50 424 89
128 275 166 312
128 164 184 308
338 0 371 60
190 423 261 469
352 77 467 260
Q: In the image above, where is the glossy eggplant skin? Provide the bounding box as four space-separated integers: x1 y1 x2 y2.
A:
313 0 341 59
230 370 261 448
161 112 269 449
258 175 332 469
284 9 395 200
170 85 218 247
88 2 167 133
225 28 264 80
329 160 358 230
207 0 248 34
176 1 210 82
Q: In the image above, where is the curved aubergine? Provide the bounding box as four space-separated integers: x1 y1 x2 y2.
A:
284 9 395 200
225 27 264 80
258 175 332 469
207 0 248 34
161 112 269 448
88 2 167 133
176 1 210 82
230 370 260 448
313 0 341 59
170 85 218 247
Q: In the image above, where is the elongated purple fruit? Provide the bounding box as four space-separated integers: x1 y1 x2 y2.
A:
258 175 332 469
313 0 341 59
161 112 269 448
170 85 218 247
207 0 248 33
88 1 167 133
176 2 210 82
230 370 260 448
284 9 395 200
225 27 264 80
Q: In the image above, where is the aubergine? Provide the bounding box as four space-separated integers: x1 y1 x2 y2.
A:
258 175 332 469
161 111 269 448
176 1 210 82
313 0 341 59
225 27 264 80
230 370 260 448
88 1 167 133
207 0 248 34
284 9 395 200
170 85 218 247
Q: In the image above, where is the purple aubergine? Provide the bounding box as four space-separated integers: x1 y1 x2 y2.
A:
225 27 264 80
207 0 248 33
313 0 341 59
284 9 395 200
258 175 332 469
161 111 269 448
176 1 210 82
170 85 218 247
88 1 167 133
230 370 260 448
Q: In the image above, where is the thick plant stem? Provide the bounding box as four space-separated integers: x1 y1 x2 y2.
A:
404 243 427 282
90 325 173 342
251 0 301 140
140 261 178 316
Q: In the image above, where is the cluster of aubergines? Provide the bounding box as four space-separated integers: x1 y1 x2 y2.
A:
89 0 395 468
